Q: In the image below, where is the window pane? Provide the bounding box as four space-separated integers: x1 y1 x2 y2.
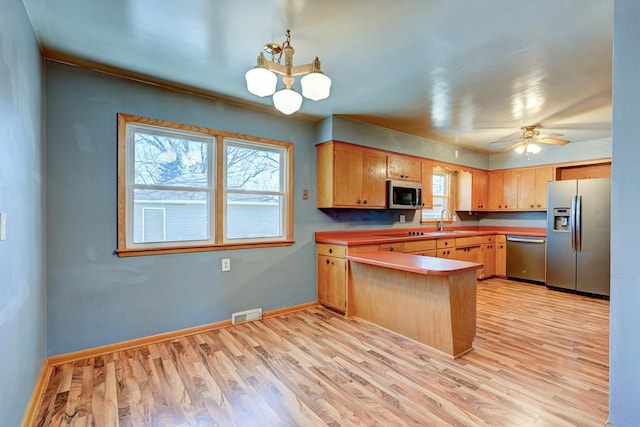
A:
226 143 282 191
226 193 283 239
432 173 446 196
133 189 209 243
133 131 208 187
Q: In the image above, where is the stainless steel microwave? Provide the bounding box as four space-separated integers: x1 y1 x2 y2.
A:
387 180 423 209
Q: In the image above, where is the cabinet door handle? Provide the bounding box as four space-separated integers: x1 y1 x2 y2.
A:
363 200 368 205
390 247 394 252
357 199 362 204
326 259 330 264
328 248 333 254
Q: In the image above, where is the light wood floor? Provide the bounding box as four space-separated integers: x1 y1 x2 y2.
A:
31 278 610 426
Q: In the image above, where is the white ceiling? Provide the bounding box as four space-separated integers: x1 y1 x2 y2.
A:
22 0 613 153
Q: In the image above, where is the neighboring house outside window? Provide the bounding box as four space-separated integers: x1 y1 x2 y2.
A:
117 113 294 257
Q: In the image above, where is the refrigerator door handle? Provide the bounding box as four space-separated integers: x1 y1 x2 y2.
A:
570 195 577 250
576 194 582 251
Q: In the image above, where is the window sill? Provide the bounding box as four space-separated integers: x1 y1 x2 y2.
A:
116 240 294 257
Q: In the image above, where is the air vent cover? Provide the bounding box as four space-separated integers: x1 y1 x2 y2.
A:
231 308 263 324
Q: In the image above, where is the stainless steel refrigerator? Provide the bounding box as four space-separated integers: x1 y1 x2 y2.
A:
546 178 610 296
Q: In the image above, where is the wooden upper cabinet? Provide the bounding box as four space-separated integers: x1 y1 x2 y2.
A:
488 171 504 210
534 166 554 210
317 141 387 208
387 155 422 182
517 166 554 210
489 170 517 210
457 169 488 211
421 159 433 209
471 170 489 210
361 150 388 207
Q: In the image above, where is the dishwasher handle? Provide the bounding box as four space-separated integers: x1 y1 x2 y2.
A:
506 236 546 244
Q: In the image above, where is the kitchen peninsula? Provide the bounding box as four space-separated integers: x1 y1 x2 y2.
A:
346 250 481 358
316 227 544 357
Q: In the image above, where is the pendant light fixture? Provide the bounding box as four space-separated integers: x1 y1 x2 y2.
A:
245 29 331 115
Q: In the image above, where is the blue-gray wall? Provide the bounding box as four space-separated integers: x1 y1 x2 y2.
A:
45 61 338 356
609 0 640 425
0 0 46 424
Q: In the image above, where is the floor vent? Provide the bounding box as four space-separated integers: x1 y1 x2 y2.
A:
231 308 263 325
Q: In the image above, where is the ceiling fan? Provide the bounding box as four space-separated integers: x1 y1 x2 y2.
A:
498 124 570 157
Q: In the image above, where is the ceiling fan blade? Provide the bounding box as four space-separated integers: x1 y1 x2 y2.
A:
538 132 564 138
503 141 525 152
537 137 570 145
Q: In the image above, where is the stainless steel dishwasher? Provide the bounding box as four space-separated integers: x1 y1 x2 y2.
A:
506 235 546 284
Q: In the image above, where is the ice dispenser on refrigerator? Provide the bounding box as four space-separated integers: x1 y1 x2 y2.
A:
552 208 571 232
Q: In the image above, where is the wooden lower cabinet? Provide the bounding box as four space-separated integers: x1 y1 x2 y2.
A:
404 239 437 257
496 235 507 277
317 243 348 313
480 237 497 279
317 235 502 313
317 255 347 312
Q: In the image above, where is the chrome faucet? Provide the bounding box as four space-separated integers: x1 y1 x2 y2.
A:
439 208 451 232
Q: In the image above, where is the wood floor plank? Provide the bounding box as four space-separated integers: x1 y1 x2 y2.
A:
30 278 610 426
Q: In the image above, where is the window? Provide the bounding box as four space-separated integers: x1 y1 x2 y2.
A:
421 168 453 222
224 139 288 242
117 113 293 256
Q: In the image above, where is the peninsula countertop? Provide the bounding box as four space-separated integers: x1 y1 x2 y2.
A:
345 251 482 276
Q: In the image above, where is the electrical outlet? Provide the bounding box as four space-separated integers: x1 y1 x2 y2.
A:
399 214 406 223
302 189 309 200
221 258 231 272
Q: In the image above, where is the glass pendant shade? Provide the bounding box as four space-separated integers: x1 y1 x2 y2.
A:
515 144 526 154
526 143 541 153
301 72 332 101
245 67 277 97
273 87 303 115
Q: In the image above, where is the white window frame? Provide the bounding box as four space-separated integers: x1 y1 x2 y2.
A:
116 113 294 257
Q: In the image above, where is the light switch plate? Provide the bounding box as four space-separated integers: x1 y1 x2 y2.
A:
0 212 5 241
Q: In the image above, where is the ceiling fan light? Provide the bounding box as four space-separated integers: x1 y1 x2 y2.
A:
245 53 277 97
273 87 303 115
526 143 541 154
515 144 526 154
